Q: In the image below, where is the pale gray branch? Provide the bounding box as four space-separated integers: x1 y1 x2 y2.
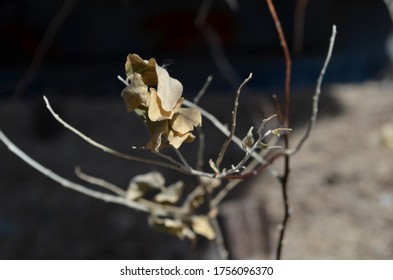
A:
0 130 148 213
43 96 190 175
183 99 281 178
292 24 337 154
215 73 252 169
194 75 213 104
75 167 127 197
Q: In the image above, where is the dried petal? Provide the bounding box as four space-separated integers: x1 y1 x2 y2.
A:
155 181 184 204
191 216 216 240
121 73 150 112
149 216 196 240
199 177 221 192
125 54 157 86
148 88 182 122
167 130 195 149
171 108 202 135
155 64 183 111
242 127 254 149
146 120 169 152
126 171 165 200
183 188 205 211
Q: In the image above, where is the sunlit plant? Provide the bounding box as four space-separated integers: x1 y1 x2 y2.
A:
0 1 337 259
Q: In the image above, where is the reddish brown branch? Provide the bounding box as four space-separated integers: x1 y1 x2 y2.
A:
272 94 284 125
265 0 292 260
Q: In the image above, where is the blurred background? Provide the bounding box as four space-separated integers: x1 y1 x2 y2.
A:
1 0 393 259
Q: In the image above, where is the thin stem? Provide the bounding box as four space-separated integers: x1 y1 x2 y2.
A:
265 0 292 260
43 96 190 175
215 73 253 169
272 94 284 125
292 25 337 154
195 1 240 88
75 167 127 197
266 0 292 128
194 75 213 104
293 0 309 54
195 128 205 171
0 130 189 217
183 99 281 178
211 216 229 259
0 130 147 213
172 147 192 170
195 0 213 28
13 0 76 99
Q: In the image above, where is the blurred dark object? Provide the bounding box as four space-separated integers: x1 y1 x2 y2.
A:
0 0 391 98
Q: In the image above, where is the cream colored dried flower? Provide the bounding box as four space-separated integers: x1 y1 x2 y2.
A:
121 54 201 151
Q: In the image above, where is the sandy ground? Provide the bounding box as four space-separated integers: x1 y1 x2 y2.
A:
1 81 393 259
248 82 393 259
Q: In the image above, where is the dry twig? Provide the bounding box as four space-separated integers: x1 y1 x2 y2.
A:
215 73 253 170
13 0 76 98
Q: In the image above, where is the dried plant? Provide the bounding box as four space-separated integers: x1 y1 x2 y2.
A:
0 1 337 259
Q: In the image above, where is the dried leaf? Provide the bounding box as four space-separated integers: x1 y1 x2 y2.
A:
257 141 270 150
242 127 254 149
121 73 150 112
271 128 281 137
171 108 202 135
126 171 165 200
155 181 184 204
148 88 183 122
146 120 169 152
191 216 216 240
199 177 221 192
125 54 157 86
155 64 183 112
271 128 292 138
167 130 196 149
183 187 205 211
149 216 196 240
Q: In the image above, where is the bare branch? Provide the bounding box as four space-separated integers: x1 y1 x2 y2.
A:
215 73 253 169
0 130 148 213
195 0 240 88
75 167 126 197
43 96 190 175
183 99 281 178
210 216 229 259
195 0 213 28
194 75 213 104
0 130 191 217
293 0 309 54
266 0 292 260
224 0 239 11
13 0 76 98
172 147 192 170
266 0 292 128
291 25 337 154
